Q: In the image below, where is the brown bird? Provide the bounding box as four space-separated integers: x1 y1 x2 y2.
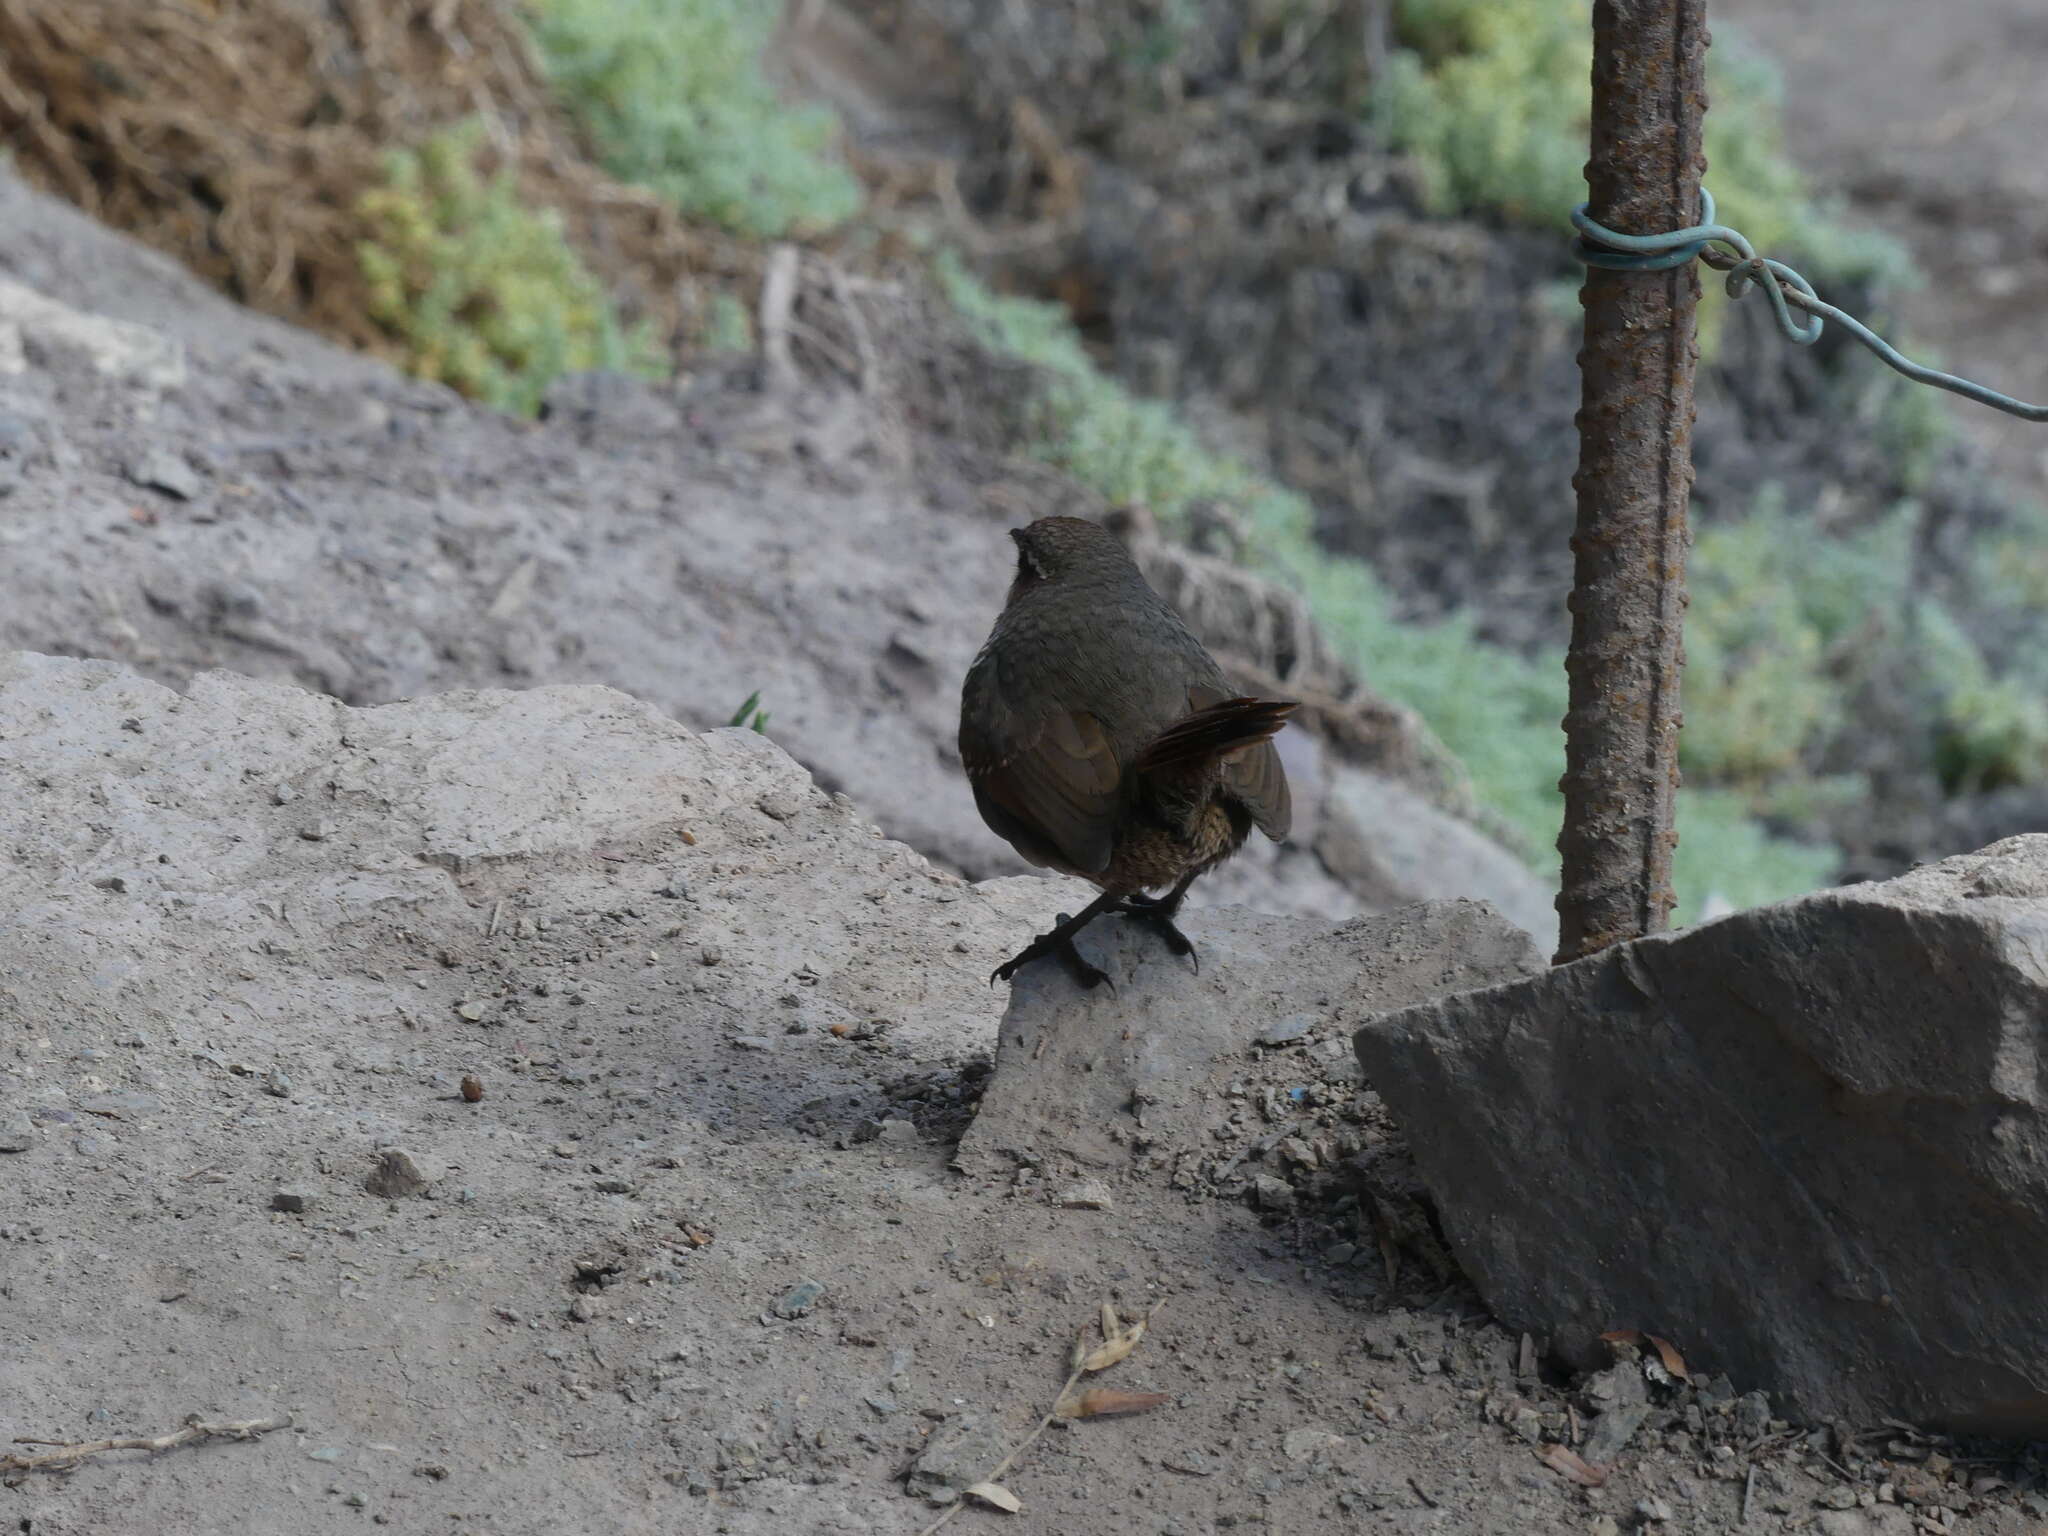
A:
959 515 1296 988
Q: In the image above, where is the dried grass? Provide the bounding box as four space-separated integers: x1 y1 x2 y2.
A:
0 0 749 360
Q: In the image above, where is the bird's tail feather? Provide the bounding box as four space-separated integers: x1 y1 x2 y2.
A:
1135 697 1297 772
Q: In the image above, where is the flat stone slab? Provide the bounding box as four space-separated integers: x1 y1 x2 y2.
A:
1354 836 2048 1435
959 897 1540 1177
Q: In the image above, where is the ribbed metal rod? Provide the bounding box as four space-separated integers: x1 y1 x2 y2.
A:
1554 0 1709 964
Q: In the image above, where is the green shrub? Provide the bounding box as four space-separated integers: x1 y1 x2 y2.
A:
1916 600 2048 794
1685 488 2048 804
357 120 662 415
1376 0 1909 293
531 0 861 239
1682 493 1914 786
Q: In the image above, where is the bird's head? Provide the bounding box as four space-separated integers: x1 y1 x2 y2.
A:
1006 516 1135 597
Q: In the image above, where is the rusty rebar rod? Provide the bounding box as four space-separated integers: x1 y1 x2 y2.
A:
1554 0 1708 965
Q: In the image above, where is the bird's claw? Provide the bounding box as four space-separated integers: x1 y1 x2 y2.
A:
991 929 1114 991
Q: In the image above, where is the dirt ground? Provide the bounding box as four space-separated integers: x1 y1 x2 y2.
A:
9 653 2041 1536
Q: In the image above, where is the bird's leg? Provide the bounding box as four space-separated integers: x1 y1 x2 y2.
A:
1118 873 1201 970
991 890 1126 990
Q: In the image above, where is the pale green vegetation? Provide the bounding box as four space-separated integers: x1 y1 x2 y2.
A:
1377 0 1908 290
357 121 662 415
530 0 861 240
358 0 861 412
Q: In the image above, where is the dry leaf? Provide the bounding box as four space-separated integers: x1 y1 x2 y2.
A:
1068 1327 1091 1372
1537 1443 1609 1488
1599 1328 1688 1380
1644 1334 1689 1380
964 1482 1021 1513
1080 1318 1146 1373
1055 1388 1170 1419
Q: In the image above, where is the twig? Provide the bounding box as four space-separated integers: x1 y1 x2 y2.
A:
823 260 879 396
3 1413 292 1473
758 244 800 393
918 1302 1162 1535
1742 1462 1757 1524
917 1355 1088 1536
1812 1447 1857 1481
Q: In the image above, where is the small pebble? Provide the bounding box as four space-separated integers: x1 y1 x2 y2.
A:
1258 1014 1316 1046
772 1278 827 1319
1282 1428 1346 1461
271 1187 314 1213
1056 1181 1113 1211
0 1112 36 1153
365 1148 432 1199
758 788 805 821
1635 1497 1673 1523
1253 1175 1295 1212
128 447 201 500
460 1075 484 1103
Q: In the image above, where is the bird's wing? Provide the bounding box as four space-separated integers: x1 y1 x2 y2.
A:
1185 685 1293 842
960 687 1125 878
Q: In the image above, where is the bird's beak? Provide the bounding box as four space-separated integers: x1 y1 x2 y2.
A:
1007 528 1025 547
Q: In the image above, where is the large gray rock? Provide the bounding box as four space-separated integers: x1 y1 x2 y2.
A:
0 650 1049 1084
1353 838 2048 1435
959 898 1541 1177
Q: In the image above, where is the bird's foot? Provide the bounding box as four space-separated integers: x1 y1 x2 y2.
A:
1117 898 1199 972
990 914 1114 991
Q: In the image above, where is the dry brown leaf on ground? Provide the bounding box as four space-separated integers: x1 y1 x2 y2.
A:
920 1300 1170 1536
964 1481 1021 1513
1599 1327 1690 1380
1080 1313 1147 1372
1537 1443 1610 1488
1053 1388 1171 1419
